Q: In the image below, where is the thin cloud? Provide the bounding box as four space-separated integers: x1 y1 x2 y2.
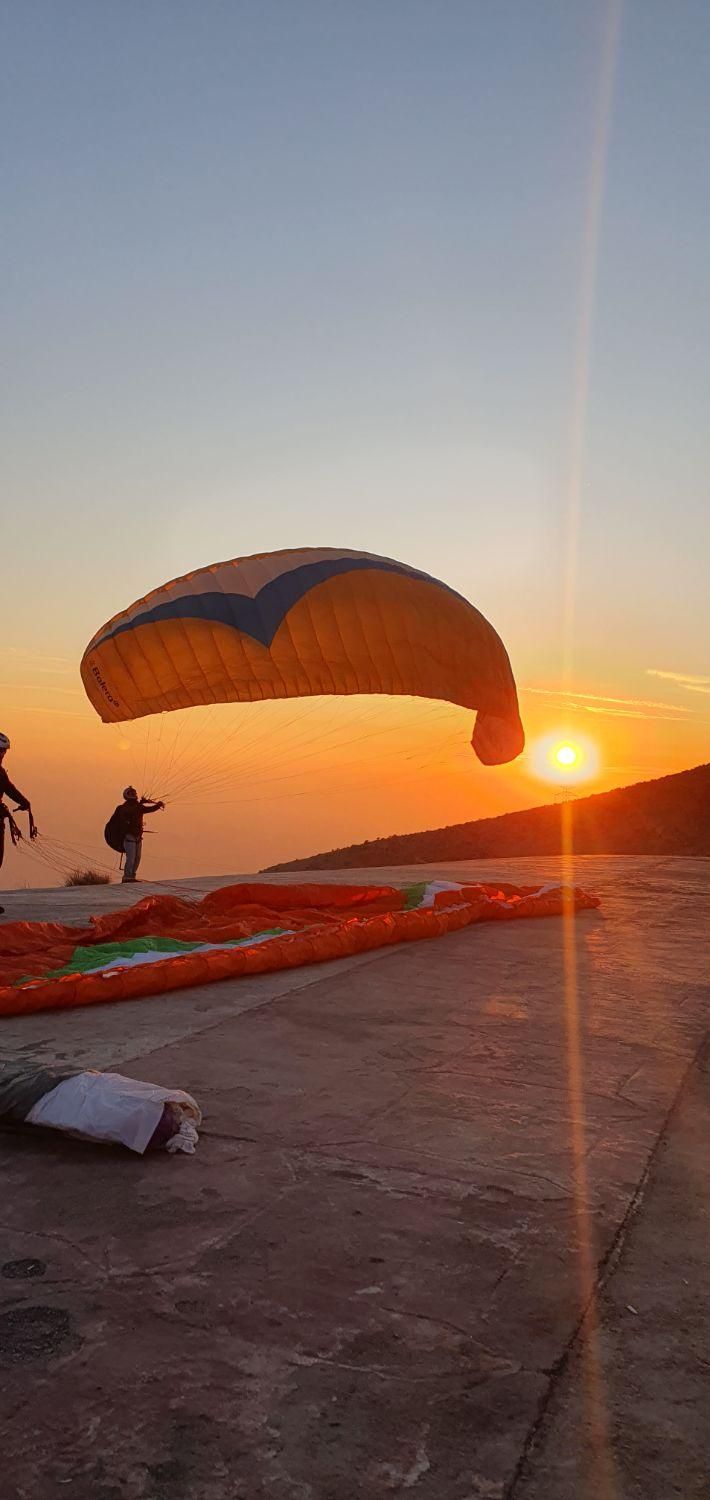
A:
605 764 673 774
5 665 77 676
523 685 689 715
581 705 686 721
0 683 82 697
6 647 74 667
2 704 91 719
647 669 710 687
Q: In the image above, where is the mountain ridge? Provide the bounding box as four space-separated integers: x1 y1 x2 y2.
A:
264 762 710 871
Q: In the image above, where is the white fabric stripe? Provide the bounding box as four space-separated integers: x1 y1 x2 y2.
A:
84 929 296 976
418 880 565 909
88 548 399 647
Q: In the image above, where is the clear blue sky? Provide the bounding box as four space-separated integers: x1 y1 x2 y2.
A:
3 0 709 769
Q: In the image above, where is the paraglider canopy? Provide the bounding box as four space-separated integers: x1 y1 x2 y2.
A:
80 547 524 765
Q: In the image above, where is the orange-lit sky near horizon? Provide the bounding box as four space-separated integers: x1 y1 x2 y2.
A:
4 652 707 889
3 1 709 888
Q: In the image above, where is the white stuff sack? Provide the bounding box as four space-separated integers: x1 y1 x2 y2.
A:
26 1071 202 1155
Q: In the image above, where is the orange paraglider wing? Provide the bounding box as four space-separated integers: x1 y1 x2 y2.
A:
80 547 524 764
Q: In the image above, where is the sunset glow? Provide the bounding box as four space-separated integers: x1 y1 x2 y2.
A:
530 731 601 788
555 744 579 769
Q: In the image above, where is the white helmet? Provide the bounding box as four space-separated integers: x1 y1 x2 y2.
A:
0 733 10 751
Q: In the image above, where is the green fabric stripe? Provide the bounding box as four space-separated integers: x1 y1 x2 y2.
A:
403 883 428 911
71 936 209 970
15 928 287 986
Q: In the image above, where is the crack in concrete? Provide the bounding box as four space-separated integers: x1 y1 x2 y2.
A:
289 1143 578 1200
504 1029 710 1498
0 1223 107 1277
114 945 409 1076
285 1351 512 1383
429 1071 654 1119
376 1303 521 1372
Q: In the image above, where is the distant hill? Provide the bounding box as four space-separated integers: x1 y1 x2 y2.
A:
265 763 710 871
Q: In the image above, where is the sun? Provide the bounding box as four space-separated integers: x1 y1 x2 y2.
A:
554 743 578 769
529 731 600 786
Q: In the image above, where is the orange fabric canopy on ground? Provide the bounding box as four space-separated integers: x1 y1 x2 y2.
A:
0 879 599 1018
